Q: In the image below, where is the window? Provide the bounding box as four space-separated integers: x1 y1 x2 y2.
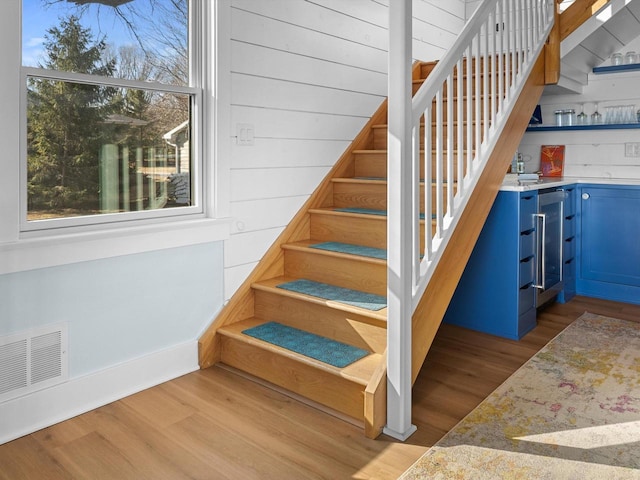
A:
21 0 201 230
0 0 228 274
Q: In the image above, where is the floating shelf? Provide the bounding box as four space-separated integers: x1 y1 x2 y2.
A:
526 123 640 132
592 64 640 74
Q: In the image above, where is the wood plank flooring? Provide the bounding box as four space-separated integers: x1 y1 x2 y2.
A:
1 295 639 479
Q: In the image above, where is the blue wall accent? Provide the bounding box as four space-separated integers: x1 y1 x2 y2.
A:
0 242 224 377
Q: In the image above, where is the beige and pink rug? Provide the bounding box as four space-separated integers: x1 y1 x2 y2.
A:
401 312 640 479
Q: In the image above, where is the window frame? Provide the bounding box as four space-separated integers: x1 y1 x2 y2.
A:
0 0 231 275
21 1 203 233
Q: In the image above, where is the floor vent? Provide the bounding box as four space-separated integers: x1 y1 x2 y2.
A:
0 323 68 403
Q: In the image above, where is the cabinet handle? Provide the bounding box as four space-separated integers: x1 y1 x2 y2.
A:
582 192 590 200
533 213 546 290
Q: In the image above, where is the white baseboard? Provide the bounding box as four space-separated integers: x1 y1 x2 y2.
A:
0 340 199 445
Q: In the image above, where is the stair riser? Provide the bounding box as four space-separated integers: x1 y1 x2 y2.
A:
401 97 482 122
310 212 387 249
310 211 430 250
334 182 452 215
419 56 516 79
332 182 386 210
354 151 460 181
254 289 387 353
414 74 510 94
284 249 387 296
219 335 366 420
413 77 490 97
372 124 483 150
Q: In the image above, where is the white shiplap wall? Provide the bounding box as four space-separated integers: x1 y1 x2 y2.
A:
223 0 466 298
465 0 481 19
518 65 640 179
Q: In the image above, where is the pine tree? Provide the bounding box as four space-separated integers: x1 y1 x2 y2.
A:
27 15 116 213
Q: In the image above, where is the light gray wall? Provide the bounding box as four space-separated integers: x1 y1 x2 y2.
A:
0 242 224 378
223 0 467 298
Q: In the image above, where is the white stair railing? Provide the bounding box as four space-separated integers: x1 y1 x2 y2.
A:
386 0 556 440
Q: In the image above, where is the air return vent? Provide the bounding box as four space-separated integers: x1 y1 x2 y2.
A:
0 324 68 402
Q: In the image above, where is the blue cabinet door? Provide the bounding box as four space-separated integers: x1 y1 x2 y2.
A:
443 190 537 340
578 185 640 304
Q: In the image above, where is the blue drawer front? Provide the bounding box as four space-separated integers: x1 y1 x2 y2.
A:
563 188 576 216
519 193 537 231
518 283 535 315
519 255 535 285
563 235 576 263
520 228 536 257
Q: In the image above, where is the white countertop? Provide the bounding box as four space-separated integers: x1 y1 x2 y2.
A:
500 174 640 191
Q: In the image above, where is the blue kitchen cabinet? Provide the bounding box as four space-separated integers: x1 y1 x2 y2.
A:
577 185 640 304
443 190 538 340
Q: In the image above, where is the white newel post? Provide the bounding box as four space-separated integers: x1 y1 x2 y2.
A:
384 0 417 441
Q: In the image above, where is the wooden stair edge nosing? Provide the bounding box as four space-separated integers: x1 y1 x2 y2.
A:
331 177 387 184
308 207 389 220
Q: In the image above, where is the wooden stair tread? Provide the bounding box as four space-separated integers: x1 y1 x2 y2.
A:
371 122 478 129
282 240 387 265
309 206 431 224
354 149 472 154
218 318 383 385
252 276 388 321
332 177 456 187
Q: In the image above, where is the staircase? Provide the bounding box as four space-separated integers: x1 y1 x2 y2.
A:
199 0 560 439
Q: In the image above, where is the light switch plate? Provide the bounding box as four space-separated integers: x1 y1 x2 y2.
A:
236 123 255 146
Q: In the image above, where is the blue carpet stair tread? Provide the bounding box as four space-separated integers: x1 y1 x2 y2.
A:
276 279 386 311
334 207 386 216
242 321 369 368
310 241 386 260
334 207 429 220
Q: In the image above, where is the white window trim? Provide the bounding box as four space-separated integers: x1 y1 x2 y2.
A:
0 0 231 275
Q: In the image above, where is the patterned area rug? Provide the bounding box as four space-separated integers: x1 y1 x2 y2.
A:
401 312 640 479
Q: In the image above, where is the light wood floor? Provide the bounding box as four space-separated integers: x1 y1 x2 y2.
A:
2 296 639 480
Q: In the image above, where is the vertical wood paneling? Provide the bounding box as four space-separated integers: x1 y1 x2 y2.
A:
224 0 466 297
518 70 640 179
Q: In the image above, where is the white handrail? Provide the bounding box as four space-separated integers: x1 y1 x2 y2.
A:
386 0 555 441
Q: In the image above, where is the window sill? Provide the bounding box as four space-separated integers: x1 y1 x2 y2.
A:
0 217 231 275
